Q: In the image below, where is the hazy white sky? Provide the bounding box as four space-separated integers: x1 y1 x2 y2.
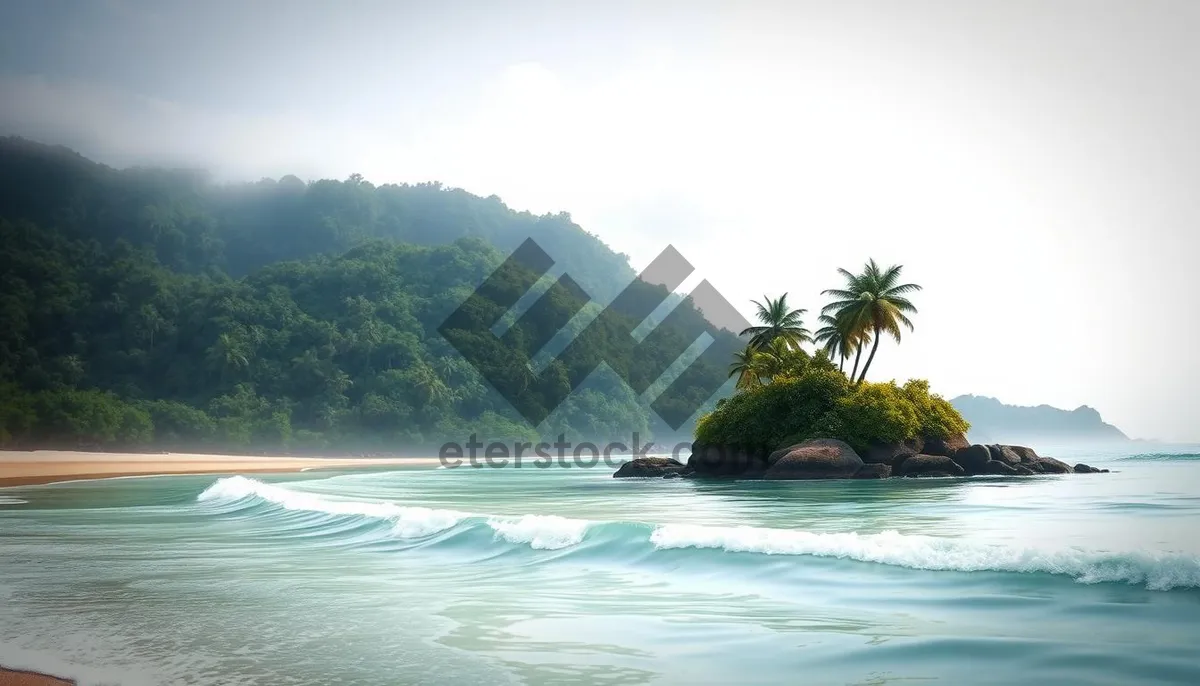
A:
1 0 1197 440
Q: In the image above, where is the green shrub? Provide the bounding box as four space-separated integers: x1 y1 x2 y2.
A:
694 370 967 453
900 379 970 439
836 382 920 451
140 400 215 446
694 368 852 450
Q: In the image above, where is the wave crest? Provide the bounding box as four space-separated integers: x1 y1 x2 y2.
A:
1117 453 1200 462
487 515 590 550
196 478 1200 590
198 476 465 538
650 524 1200 591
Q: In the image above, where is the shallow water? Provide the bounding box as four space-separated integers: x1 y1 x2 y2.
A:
2 445 1200 685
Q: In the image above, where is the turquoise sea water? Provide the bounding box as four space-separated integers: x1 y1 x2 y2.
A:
2 445 1200 685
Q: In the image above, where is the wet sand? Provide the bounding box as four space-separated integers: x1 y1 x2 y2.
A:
0 667 73 685
0 450 441 488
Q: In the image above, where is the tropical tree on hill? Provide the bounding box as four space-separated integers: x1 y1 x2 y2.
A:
821 259 920 385
739 293 811 351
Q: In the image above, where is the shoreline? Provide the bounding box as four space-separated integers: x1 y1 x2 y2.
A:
0 450 442 489
1 452 442 686
0 667 73 685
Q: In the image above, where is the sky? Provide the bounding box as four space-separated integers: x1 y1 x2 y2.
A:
1 0 1197 441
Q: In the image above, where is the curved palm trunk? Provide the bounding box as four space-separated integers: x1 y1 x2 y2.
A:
850 346 863 381
856 325 883 385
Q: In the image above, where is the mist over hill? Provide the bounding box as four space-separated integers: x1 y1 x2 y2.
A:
950 394 1130 445
0 137 741 452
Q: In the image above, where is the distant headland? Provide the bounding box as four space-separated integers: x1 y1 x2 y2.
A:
949 395 1129 445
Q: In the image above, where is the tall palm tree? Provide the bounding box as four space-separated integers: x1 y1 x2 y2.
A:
739 293 811 351
822 259 920 384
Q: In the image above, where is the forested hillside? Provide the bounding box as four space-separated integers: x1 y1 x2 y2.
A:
0 138 740 452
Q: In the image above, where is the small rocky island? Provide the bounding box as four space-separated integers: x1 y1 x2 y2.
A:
621 277 1111 481
614 435 1109 479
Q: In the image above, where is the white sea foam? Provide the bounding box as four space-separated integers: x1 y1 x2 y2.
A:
487 515 591 550
198 476 464 538
650 524 1200 590
0 496 28 505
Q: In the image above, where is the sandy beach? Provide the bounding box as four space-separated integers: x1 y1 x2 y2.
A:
0 451 441 683
0 667 73 686
0 450 441 488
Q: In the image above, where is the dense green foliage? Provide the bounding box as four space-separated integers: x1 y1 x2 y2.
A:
0 138 740 451
695 370 969 453
710 273 965 453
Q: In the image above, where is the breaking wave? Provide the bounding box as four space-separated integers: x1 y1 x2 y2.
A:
196 477 1200 591
1116 453 1200 462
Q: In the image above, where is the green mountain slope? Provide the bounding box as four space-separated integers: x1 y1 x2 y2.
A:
0 138 741 452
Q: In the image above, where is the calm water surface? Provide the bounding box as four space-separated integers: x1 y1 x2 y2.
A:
2 445 1200 685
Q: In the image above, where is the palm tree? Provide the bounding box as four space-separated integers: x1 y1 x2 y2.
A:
729 339 811 390
206 332 250 384
813 314 848 372
822 259 920 384
728 346 761 390
739 293 811 351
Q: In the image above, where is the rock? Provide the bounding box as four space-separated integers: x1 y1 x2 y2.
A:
863 438 924 465
951 445 992 473
767 446 791 466
662 471 682 479
1074 463 1101 473
854 463 892 479
1007 446 1040 463
898 454 966 477
687 443 768 477
981 460 1019 476
1035 456 1073 474
986 445 1023 466
921 434 970 457
1014 464 1037 476
613 457 685 478
763 439 864 480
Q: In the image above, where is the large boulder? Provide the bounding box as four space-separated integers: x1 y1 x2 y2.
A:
613 457 685 478
862 438 924 465
921 434 970 457
986 445 1023 466
897 454 965 477
1074 463 1104 474
951 445 992 474
1014 464 1037 476
763 439 864 480
981 460 1019 476
687 443 768 477
1034 456 1073 474
854 463 892 479
1007 446 1040 463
